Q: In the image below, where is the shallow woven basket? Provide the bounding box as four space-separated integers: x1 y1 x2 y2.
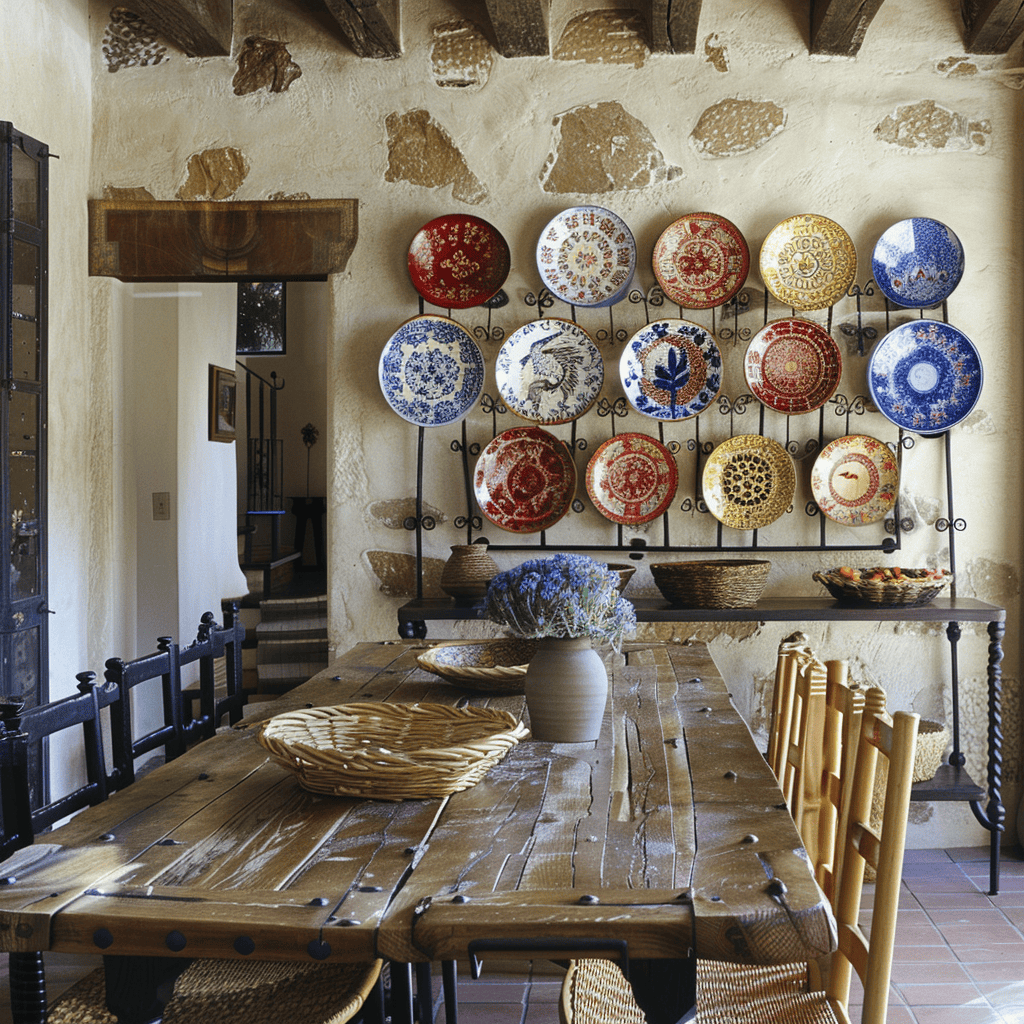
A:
813 568 952 607
651 559 771 609
416 638 537 694
257 702 529 800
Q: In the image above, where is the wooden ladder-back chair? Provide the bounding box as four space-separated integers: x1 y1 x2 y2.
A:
766 631 813 779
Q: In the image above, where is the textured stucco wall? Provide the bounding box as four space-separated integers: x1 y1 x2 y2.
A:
85 1 1024 846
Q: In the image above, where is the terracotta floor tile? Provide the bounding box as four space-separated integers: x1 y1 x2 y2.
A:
915 892 999 910
965 962 1024 984
891 961 973 984
892 944 960 963
954 944 1024 964
895 982 985 1006
937 924 1023 945
913 1006 1007 1024
975 982 1024 1010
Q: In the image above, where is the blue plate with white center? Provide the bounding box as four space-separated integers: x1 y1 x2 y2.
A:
867 320 982 434
378 315 485 427
871 218 965 309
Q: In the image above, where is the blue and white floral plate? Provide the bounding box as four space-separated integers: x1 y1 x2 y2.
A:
536 206 636 308
495 319 604 424
868 320 982 434
871 218 964 309
620 319 723 421
378 315 485 427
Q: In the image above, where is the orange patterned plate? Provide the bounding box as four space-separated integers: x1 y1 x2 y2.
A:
652 213 749 309
744 318 842 414
586 433 679 525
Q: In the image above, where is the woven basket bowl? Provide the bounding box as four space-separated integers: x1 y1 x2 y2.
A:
256 702 530 800
416 638 537 694
813 568 952 607
606 563 637 594
913 719 950 783
651 559 771 609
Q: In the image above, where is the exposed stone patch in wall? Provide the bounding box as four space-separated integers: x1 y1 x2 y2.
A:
366 497 447 530
959 407 996 434
540 101 681 194
635 620 760 645
364 550 444 598
103 7 167 72
874 100 991 153
102 185 156 201
553 10 649 68
268 191 312 200
233 36 302 95
936 56 1024 89
704 33 729 72
177 147 249 201
430 20 493 88
892 488 943 531
957 556 1020 605
690 99 786 158
385 110 487 205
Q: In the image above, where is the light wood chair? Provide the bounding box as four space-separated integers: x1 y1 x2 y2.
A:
766 631 813 778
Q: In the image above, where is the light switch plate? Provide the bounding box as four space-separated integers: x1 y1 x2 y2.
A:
152 491 170 520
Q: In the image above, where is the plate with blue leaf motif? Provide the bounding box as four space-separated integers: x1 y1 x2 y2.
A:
871 218 964 309
620 319 723 421
378 315 485 427
868 320 982 434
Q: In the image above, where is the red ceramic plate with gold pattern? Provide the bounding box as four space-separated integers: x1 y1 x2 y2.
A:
744 318 842 414
408 214 511 309
474 427 577 534
586 433 678 525
652 213 750 309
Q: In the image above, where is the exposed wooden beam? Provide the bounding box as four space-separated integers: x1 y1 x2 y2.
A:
962 0 1024 52
482 0 548 56
647 0 703 54
124 0 232 57
322 0 401 59
810 0 887 56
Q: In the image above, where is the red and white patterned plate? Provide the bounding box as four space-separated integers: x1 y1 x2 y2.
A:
744 318 842 414
652 213 750 309
474 426 577 534
586 433 678 525
811 434 899 527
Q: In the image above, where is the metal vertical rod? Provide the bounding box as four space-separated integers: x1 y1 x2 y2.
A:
416 426 425 600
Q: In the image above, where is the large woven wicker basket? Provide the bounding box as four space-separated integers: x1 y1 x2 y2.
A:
651 559 771 609
416 638 537 694
813 567 952 607
256 702 529 800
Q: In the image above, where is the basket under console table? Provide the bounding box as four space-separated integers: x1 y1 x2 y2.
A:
397 594 1007 894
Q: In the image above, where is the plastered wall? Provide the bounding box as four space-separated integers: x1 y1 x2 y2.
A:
83 1 1024 846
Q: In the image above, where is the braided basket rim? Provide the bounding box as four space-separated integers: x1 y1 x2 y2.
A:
813 567 952 606
651 559 771 609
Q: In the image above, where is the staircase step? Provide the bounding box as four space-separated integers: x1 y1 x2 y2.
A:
257 661 329 694
256 619 328 642
257 637 330 663
259 594 327 621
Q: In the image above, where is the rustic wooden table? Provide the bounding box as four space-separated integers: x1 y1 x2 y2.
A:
0 640 835 1024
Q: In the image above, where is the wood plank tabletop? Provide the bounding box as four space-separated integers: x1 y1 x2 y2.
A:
0 640 835 972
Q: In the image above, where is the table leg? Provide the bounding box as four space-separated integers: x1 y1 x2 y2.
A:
389 962 416 1024
103 955 191 1024
630 957 696 1024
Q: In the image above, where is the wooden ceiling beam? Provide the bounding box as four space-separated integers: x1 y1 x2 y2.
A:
810 0 887 56
647 0 704 54
322 0 401 59
962 0 1024 52
482 0 548 56
124 0 232 57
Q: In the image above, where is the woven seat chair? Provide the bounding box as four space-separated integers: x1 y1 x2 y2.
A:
560 958 646 1024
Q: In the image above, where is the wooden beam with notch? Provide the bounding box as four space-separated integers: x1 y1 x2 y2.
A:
647 0 703 54
810 0 887 56
962 0 1024 52
124 0 232 57
322 0 401 59
482 0 548 56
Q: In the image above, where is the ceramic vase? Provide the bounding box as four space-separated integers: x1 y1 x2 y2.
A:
523 637 608 742
440 544 499 603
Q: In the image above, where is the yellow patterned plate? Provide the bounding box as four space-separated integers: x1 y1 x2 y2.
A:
702 434 795 530
759 214 857 311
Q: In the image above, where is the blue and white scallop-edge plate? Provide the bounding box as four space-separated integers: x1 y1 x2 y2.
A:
495 318 604 425
871 217 965 309
867 320 982 435
378 314 485 427
536 206 636 308
620 319 723 421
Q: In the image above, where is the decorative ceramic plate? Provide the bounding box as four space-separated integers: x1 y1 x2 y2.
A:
495 319 604 425
652 213 750 309
586 433 679 525
810 434 899 526
867 320 983 434
744 318 843 414
536 206 636 308
759 214 857 311
378 315 485 427
620 319 723 421
702 434 796 531
474 426 577 533
407 214 511 309
871 217 964 309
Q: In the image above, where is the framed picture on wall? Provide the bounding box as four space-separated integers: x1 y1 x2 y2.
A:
209 365 237 442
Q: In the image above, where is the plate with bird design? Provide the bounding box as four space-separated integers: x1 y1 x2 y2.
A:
811 434 899 526
586 432 679 525
495 319 604 425
620 319 723 421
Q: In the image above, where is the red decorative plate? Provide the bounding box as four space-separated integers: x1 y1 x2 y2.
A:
586 433 678 525
744 318 843 414
474 427 577 534
652 213 750 309
408 214 511 309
